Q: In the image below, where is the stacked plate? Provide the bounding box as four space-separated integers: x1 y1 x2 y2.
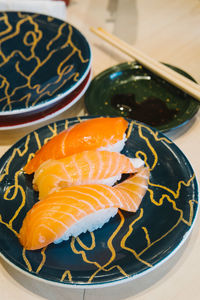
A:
0 11 92 130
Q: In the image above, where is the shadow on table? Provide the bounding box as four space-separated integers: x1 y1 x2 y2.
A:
0 257 84 300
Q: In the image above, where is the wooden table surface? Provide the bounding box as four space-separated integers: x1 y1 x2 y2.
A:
0 0 200 299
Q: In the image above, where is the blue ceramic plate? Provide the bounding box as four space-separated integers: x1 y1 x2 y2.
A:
84 62 199 132
0 116 198 288
0 12 91 115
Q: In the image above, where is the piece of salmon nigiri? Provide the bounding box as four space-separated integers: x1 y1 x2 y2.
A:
24 117 128 174
19 167 149 250
33 150 144 200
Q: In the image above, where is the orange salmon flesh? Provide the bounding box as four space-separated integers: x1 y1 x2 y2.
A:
19 168 149 250
33 150 144 200
24 117 128 174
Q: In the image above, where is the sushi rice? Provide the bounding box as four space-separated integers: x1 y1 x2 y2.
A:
54 207 118 243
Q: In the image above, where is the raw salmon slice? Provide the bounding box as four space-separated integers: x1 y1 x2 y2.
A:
24 117 128 174
19 167 149 250
33 150 144 200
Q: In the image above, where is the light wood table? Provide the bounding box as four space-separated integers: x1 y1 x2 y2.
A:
1 0 200 299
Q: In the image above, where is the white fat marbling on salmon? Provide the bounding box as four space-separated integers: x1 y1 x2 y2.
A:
124 182 148 189
68 188 106 209
46 193 98 211
95 150 103 179
42 216 77 229
61 132 68 156
83 151 93 180
103 151 113 178
72 155 82 185
60 163 72 181
118 188 138 211
41 206 87 218
98 133 126 152
82 185 115 207
111 153 120 176
118 186 144 199
61 127 73 156
30 196 94 218
103 185 124 208
37 225 58 243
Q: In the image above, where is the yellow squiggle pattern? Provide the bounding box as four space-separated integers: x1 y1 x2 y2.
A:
126 120 134 139
36 247 47 273
134 121 173 144
137 125 158 170
142 226 151 247
22 248 32 272
0 135 30 182
138 194 195 258
70 209 129 282
61 270 73 282
121 209 153 268
0 215 19 237
87 210 129 282
76 232 95 250
0 119 198 284
0 13 89 111
148 174 195 203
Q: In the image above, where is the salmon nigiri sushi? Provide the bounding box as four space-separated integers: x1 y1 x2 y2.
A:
33 150 144 200
19 167 149 250
24 117 128 174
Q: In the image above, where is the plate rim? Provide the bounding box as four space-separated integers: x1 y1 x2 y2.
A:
0 70 92 130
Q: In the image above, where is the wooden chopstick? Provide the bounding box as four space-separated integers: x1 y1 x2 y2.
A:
90 27 200 101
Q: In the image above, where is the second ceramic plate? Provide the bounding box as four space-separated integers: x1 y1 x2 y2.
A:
84 62 199 132
0 70 92 130
0 12 91 115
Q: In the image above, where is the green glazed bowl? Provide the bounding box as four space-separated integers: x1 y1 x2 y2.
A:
84 62 199 132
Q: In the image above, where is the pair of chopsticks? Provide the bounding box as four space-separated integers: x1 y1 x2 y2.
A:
90 27 200 102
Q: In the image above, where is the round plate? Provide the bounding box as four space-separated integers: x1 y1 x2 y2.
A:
0 12 91 115
84 62 199 132
0 69 91 130
0 116 198 288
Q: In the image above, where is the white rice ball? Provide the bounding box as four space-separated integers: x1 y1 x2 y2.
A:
54 207 118 244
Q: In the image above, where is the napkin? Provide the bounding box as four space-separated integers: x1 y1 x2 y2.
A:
0 0 67 21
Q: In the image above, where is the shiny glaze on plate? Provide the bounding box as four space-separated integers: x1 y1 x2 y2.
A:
111 94 178 126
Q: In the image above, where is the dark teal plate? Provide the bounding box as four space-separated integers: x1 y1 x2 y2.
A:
0 116 198 288
0 12 91 114
84 62 199 132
